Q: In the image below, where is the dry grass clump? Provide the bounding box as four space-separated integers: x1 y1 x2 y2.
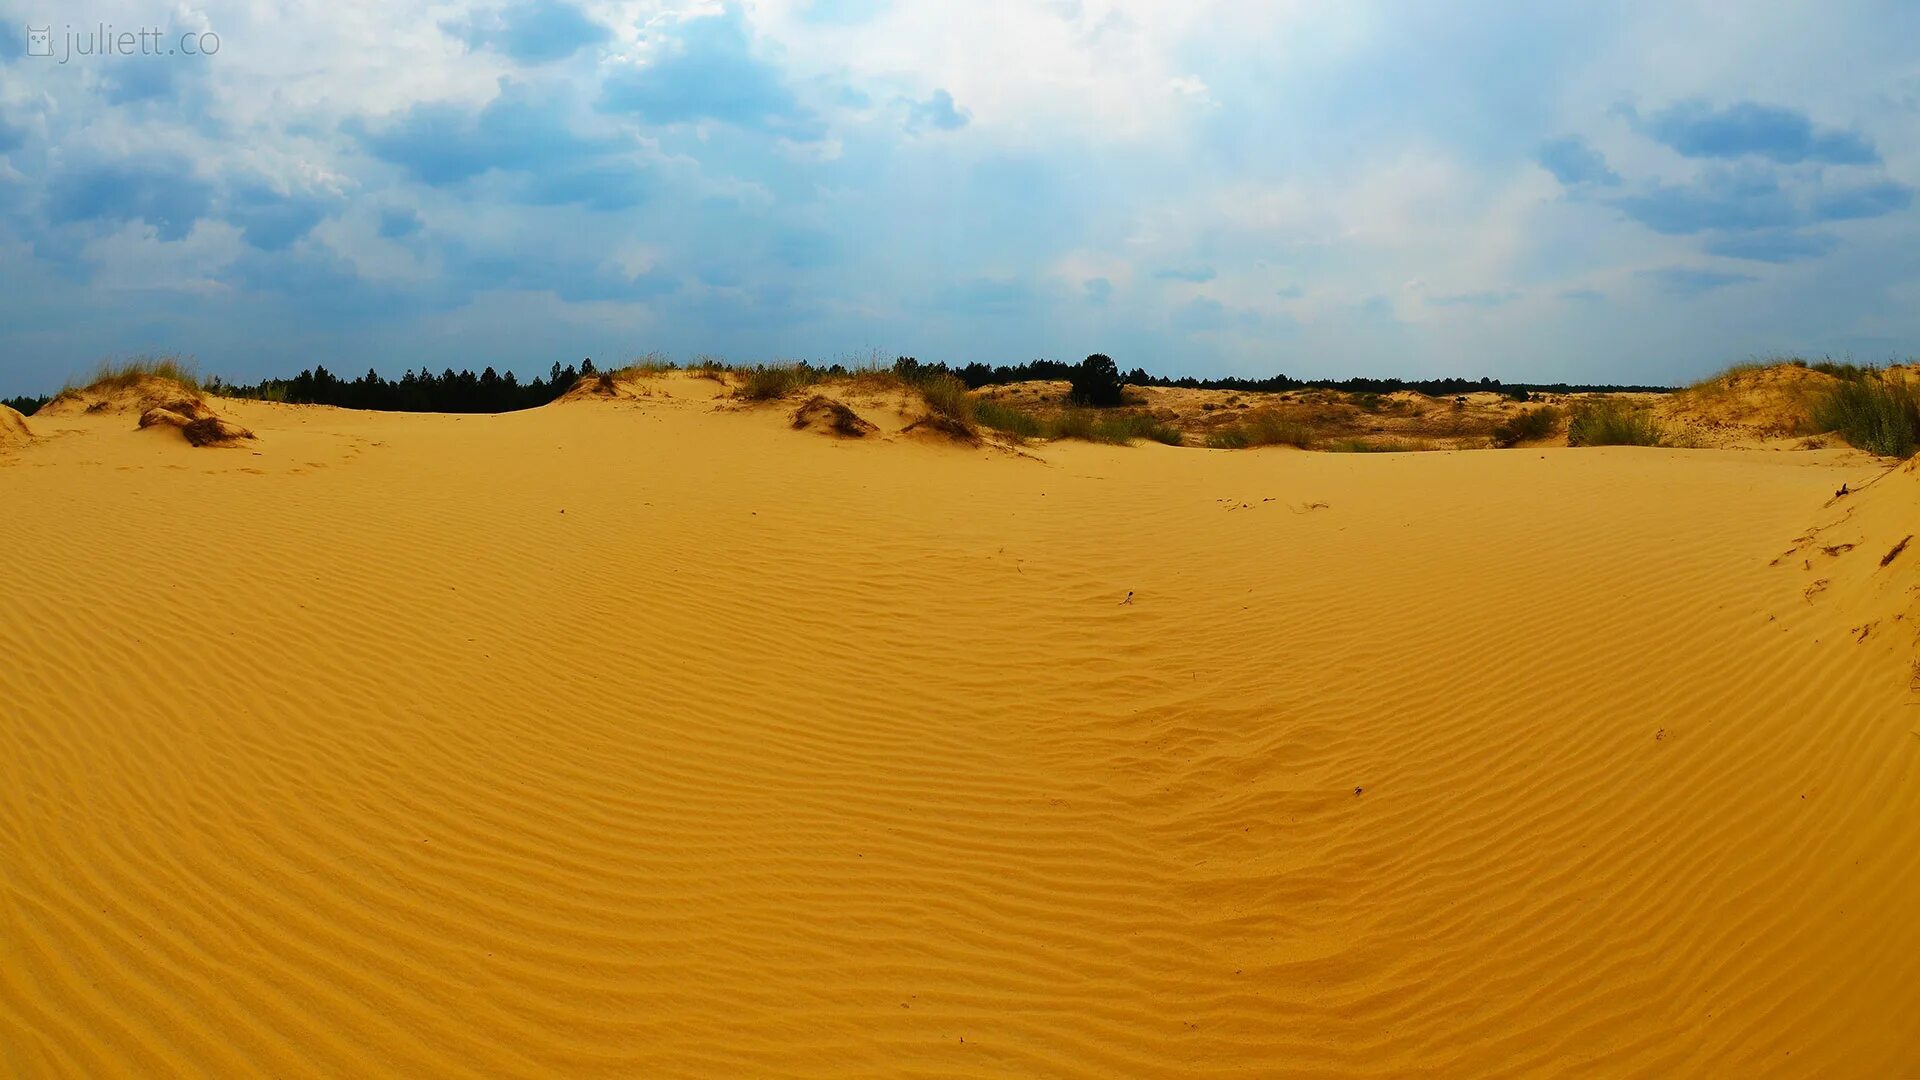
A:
1491 406 1562 448
1568 399 1664 446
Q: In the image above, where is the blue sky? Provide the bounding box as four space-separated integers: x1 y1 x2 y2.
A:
2 1 1918 394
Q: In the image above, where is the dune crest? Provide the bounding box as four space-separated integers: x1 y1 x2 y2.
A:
0 404 30 450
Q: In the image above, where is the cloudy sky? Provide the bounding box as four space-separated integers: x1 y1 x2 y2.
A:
2 1 1917 395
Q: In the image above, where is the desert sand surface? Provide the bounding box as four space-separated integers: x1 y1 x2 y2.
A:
2 377 1917 1077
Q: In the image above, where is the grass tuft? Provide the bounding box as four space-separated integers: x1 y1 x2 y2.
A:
1809 377 1919 457
1567 399 1664 447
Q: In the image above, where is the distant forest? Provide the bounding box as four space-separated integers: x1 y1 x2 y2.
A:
5 355 1673 416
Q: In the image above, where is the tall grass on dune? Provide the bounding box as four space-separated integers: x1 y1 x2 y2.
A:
68 355 203 393
1567 399 1664 447
1810 378 1920 458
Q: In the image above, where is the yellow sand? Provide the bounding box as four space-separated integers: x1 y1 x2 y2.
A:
2 381 1916 1077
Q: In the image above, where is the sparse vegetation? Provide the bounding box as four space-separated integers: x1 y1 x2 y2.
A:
1809 377 1920 457
1568 399 1665 447
615 352 678 377
1491 406 1562 448
1043 409 1176 445
1205 411 1315 449
739 363 826 401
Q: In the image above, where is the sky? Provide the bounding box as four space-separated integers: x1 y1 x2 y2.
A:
2 1 1918 395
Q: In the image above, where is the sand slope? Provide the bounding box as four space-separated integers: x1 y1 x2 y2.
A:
1 391 1915 1077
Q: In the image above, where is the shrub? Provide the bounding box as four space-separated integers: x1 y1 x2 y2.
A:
1490 406 1562 448
1567 399 1664 446
1810 378 1920 457
1066 354 1126 408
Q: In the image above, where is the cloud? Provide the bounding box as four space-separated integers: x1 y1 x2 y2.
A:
799 0 885 24
46 158 214 241
350 82 648 209
446 0 609 63
1609 169 1798 234
521 162 652 211
1170 297 1229 332
1609 167 1912 236
1812 179 1914 221
906 89 969 132
454 250 680 303
1701 230 1838 263
1634 267 1758 296
1558 288 1604 302
936 278 1032 315
1154 266 1217 283
1625 100 1879 165
1536 136 1619 186
99 59 186 105
225 184 336 251
598 8 818 137
1427 289 1519 307
378 207 424 239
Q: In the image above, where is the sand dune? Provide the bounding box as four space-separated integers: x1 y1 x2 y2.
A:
2 384 1916 1077
0 405 30 450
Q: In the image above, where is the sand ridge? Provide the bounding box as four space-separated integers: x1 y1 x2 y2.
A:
1 391 1916 1077
0 405 30 451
